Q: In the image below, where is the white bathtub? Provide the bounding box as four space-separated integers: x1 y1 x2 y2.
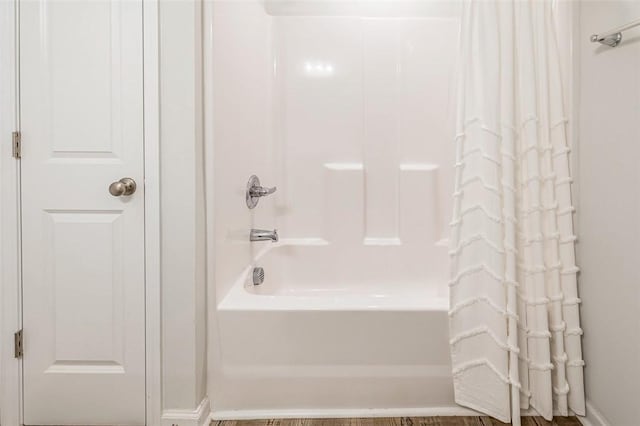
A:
221 240 449 310
213 242 465 418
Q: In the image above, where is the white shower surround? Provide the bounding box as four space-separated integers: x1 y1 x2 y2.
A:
449 0 584 423
208 0 467 417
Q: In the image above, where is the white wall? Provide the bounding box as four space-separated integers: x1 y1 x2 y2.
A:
577 2 640 425
159 0 208 415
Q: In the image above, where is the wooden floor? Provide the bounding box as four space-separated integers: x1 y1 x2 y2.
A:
211 417 581 426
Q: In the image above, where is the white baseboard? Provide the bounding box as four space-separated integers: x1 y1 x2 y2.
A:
577 401 611 426
162 396 211 426
210 406 486 420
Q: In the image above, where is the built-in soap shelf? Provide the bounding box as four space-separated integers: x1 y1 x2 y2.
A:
319 162 441 245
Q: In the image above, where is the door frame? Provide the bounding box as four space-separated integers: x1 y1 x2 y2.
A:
0 0 162 424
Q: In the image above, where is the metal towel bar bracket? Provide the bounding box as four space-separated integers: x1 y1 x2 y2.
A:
591 17 640 47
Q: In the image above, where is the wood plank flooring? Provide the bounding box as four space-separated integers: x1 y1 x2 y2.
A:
211 417 581 426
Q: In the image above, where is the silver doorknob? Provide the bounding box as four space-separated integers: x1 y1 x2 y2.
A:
109 178 137 197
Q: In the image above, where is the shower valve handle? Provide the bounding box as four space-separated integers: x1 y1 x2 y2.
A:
246 175 277 209
249 185 277 197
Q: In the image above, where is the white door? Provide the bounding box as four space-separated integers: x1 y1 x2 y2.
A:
19 1 146 424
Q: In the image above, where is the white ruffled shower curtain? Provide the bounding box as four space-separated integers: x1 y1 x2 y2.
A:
448 1 585 423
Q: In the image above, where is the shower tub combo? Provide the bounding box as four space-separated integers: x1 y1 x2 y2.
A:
208 0 465 417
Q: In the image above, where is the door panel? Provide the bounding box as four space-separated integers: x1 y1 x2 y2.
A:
20 1 145 424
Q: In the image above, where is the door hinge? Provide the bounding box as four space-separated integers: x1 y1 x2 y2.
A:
14 329 23 359
12 131 21 159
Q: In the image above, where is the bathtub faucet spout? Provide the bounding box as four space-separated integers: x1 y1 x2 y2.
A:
250 229 279 243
